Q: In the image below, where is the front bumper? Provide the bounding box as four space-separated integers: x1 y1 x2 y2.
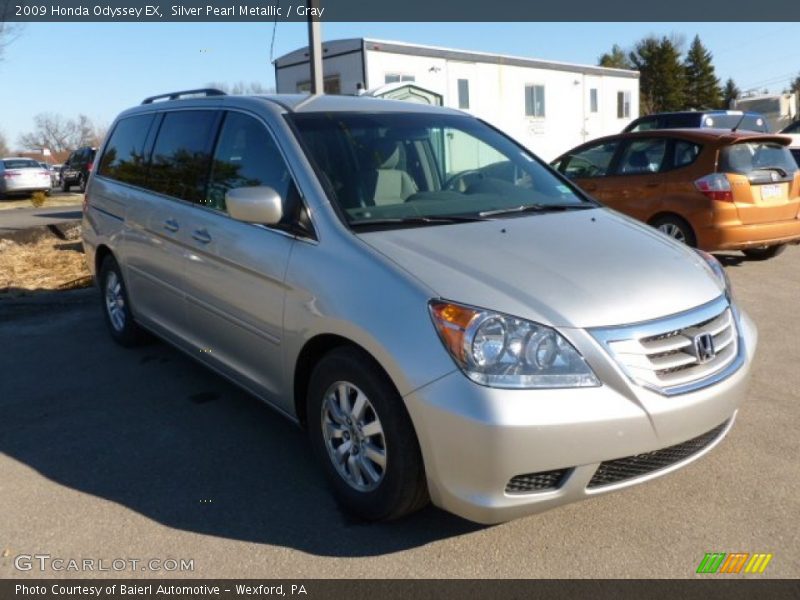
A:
404 308 757 524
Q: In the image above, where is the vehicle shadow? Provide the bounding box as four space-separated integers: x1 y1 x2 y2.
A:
0 301 483 556
712 252 746 268
35 210 83 220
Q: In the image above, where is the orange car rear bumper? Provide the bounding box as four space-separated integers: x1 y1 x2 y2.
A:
698 218 800 251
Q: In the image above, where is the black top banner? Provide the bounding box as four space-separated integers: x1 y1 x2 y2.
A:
3 0 800 21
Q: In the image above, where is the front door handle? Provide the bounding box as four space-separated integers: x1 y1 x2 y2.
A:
191 228 212 244
645 182 660 188
163 218 179 232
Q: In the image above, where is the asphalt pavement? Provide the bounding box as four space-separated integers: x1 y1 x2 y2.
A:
0 247 798 578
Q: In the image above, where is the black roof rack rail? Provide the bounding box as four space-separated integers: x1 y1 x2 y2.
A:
141 88 226 105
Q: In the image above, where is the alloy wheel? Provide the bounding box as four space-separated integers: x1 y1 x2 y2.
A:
321 381 387 492
105 271 126 332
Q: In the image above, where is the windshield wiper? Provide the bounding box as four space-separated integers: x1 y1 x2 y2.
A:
478 203 593 218
754 166 788 177
349 215 488 229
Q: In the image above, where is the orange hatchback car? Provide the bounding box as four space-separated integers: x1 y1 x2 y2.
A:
552 129 800 259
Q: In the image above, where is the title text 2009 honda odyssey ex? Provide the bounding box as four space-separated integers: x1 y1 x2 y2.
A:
82 90 757 524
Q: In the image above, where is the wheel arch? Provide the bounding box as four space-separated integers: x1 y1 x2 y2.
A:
292 334 398 429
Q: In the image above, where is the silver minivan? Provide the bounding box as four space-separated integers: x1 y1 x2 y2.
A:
82 90 757 524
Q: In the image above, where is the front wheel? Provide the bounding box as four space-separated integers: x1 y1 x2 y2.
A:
307 347 429 521
742 244 786 260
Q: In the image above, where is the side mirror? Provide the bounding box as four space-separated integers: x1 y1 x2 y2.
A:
226 186 283 225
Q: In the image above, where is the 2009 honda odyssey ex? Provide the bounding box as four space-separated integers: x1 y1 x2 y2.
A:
82 90 757 524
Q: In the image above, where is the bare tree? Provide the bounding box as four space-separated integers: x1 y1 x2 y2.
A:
0 6 22 64
207 81 274 95
17 113 103 153
0 129 9 156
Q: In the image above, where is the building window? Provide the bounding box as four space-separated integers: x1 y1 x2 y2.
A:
617 91 631 118
525 84 545 117
590 88 599 113
457 79 470 109
385 73 416 84
297 75 341 95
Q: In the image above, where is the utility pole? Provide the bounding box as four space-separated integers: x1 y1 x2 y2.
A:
307 0 323 94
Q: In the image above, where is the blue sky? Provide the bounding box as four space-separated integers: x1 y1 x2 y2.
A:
1 22 798 149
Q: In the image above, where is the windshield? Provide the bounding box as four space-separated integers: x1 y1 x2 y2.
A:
289 112 592 228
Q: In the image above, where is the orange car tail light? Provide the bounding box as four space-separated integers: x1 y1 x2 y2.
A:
695 173 733 202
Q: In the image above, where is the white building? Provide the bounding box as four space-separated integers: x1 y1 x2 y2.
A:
274 38 640 160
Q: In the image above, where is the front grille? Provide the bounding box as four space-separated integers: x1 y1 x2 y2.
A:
506 468 569 494
587 421 728 489
592 297 739 395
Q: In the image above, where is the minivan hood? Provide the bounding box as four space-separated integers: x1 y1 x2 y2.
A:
358 208 723 328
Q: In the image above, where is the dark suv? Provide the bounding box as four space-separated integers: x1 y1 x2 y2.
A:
62 146 97 192
624 111 769 134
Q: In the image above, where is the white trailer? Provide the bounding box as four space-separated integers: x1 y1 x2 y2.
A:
274 38 640 161
732 92 799 133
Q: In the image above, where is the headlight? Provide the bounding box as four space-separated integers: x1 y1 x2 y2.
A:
429 300 600 389
694 249 732 299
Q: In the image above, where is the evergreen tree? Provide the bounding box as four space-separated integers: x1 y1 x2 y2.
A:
629 36 686 114
789 73 800 95
598 44 632 70
723 78 740 108
684 35 722 109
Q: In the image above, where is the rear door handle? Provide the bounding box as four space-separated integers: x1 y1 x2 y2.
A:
163 219 179 232
645 182 660 188
191 228 212 244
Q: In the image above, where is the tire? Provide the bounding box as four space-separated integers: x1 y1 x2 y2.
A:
651 215 697 247
742 244 786 260
307 347 429 521
98 255 149 347
62 180 70 193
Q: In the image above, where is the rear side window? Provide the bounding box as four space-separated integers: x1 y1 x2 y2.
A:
661 114 700 128
617 138 668 175
98 114 155 185
790 149 800 168
148 110 219 203
720 142 798 177
205 112 293 213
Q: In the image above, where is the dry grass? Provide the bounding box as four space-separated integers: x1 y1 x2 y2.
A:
0 236 92 295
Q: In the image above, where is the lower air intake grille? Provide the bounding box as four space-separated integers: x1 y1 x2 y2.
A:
587 421 728 489
506 468 569 494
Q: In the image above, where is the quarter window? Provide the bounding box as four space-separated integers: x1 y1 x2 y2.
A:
673 140 702 169
206 112 294 215
148 111 219 203
525 85 545 118
97 114 155 186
